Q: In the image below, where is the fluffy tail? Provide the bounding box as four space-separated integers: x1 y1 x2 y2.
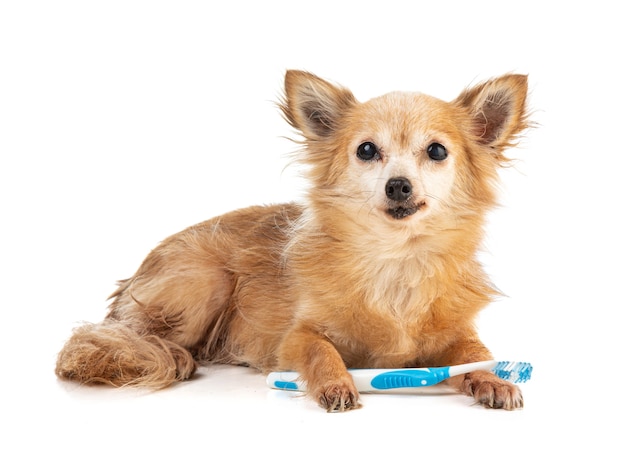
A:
55 320 197 388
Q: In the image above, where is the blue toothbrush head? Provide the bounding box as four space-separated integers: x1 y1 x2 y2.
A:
492 361 533 383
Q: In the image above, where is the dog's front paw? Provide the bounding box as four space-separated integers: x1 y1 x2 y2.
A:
461 370 523 410
314 378 361 412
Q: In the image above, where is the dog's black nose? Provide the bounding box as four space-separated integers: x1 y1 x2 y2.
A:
385 177 412 201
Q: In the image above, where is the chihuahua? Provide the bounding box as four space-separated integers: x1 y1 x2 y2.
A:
56 70 529 411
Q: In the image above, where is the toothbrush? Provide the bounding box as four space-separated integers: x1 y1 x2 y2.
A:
267 360 532 392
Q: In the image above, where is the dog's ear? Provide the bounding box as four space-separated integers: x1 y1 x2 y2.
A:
454 74 529 155
281 70 356 140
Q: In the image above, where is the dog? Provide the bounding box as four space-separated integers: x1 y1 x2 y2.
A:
56 70 529 411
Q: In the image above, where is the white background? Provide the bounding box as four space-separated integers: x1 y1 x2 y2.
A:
1 1 624 450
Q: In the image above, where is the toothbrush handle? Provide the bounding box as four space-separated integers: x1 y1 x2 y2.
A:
267 367 453 392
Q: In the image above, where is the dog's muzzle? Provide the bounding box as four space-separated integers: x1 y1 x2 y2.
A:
385 177 424 219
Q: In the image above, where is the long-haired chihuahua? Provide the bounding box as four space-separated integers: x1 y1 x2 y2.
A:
56 70 529 411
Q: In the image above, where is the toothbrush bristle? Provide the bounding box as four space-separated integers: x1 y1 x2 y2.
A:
492 361 533 383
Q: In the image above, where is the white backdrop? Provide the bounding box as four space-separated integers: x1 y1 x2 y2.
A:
1 1 624 450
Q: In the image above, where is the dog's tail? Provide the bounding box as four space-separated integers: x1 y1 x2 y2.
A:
55 320 197 388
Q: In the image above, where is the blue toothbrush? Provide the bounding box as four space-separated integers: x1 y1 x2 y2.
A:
267 360 532 392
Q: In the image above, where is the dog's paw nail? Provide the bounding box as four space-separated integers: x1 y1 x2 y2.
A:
318 384 361 412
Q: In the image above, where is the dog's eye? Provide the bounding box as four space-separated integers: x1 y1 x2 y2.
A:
356 142 380 161
427 143 448 161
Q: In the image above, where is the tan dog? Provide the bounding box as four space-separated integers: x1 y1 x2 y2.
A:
56 70 529 411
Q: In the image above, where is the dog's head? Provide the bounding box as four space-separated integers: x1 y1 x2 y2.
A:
281 71 528 236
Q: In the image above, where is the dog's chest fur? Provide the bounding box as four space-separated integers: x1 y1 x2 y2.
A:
291 225 455 368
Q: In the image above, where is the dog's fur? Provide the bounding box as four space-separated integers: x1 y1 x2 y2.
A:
56 70 529 411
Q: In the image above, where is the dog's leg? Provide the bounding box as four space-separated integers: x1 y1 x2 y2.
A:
440 338 524 410
278 326 361 412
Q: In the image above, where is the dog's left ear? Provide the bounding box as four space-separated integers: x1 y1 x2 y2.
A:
455 74 529 156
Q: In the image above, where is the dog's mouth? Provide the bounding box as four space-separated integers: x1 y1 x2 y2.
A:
386 201 426 220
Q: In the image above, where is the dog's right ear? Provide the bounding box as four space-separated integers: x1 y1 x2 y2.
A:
280 70 356 141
